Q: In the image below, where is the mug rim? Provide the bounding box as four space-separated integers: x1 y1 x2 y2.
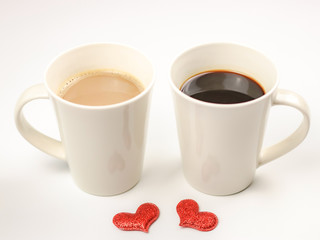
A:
44 42 154 110
170 42 279 108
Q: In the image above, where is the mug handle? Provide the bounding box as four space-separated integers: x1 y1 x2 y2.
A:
258 89 310 167
14 84 66 161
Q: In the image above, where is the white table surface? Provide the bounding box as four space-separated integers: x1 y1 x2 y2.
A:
1 0 319 239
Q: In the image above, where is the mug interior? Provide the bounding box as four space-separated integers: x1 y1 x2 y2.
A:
45 43 153 100
171 43 277 97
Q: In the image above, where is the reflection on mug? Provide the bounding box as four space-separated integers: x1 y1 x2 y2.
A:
108 151 125 174
122 106 132 150
201 155 220 183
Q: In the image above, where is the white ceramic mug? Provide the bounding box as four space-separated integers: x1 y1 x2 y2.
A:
170 43 310 195
15 43 154 196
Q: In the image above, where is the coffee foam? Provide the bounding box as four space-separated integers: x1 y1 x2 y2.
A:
57 69 144 98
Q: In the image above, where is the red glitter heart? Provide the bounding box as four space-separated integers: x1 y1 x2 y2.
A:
113 203 159 233
176 199 218 232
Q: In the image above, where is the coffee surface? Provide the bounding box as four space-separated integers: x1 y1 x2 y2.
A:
180 70 265 104
58 70 144 106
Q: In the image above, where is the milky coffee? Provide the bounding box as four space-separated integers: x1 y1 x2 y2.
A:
58 70 144 106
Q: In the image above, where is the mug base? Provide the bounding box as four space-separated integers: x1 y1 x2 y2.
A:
185 177 254 196
73 178 140 197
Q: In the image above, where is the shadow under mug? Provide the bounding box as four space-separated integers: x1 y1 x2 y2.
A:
170 42 310 195
15 43 154 196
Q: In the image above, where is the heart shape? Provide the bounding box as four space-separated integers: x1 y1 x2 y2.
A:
113 203 159 233
176 199 218 232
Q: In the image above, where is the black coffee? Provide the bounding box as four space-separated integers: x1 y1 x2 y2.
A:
180 70 265 104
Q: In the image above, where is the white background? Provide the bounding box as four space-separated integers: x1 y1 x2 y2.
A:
1 0 319 239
